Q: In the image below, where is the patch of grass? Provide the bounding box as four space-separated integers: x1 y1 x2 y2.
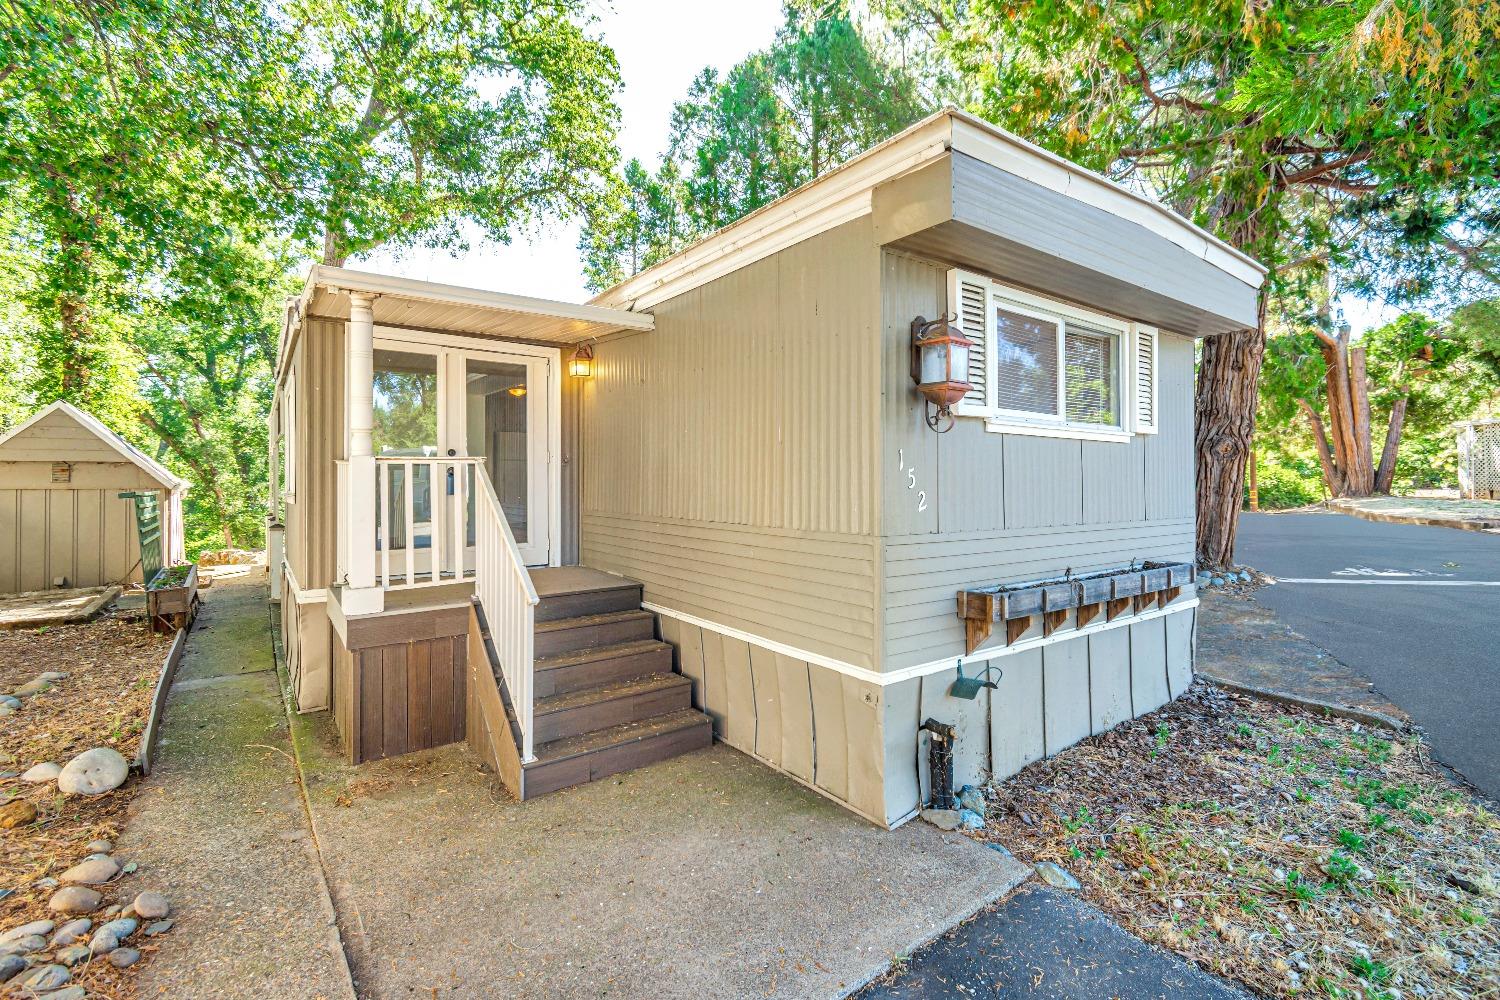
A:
1336 829 1368 854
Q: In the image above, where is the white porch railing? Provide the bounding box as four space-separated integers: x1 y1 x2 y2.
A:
348 455 538 761
372 456 481 588
472 467 539 761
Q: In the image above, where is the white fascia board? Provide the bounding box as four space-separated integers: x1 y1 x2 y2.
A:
310 265 656 331
591 115 955 310
948 113 1267 289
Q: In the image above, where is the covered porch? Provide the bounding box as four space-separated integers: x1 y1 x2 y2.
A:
270 268 716 792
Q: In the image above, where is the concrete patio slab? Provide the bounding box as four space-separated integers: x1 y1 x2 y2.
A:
1330 495 1500 532
121 575 356 999
293 715 1028 1000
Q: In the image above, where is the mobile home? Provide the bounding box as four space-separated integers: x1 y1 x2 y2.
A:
270 108 1264 826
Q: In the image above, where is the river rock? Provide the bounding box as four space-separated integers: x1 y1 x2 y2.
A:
90 917 137 952
919 808 962 831
12 676 53 697
0 799 37 829
47 886 102 915
57 748 128 796
133 892 170 919
14 964 69 992
0 935 45 957
50 920 90 947
101 905 121 918
106 947 140 969
143 919 173 937
0 702 14 716
59 857 118 885
54 944 91 967
42 987 87 1000
20 762 61 784
1034 861 1082 890
0 921 52 945
83 840 112 855
0 953 26 983
0 695 20 709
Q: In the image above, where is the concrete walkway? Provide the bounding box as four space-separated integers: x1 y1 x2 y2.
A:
293 715 1028 999
1330 495 1500 532
858 884 1250 999
120 574 355 999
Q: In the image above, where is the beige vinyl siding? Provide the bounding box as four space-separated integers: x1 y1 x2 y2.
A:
0 478 147 592
579 219 883 669
285 315 345 590
877 250 1196 670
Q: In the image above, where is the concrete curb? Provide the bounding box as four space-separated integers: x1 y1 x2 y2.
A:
1199 673 1408 731
1328 499 1500 534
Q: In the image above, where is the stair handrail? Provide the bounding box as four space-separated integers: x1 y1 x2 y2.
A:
471 464 540 762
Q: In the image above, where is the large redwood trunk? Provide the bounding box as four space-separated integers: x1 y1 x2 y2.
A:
1194 309 1266 568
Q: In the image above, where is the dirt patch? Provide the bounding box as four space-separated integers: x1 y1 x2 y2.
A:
1 607 172 998
977 682 1498 999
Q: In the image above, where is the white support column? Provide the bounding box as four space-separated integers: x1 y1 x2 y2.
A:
342 290 384 615
267 398 284 601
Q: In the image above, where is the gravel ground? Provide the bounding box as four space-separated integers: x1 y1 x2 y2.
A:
1 604 170 997
975 683 1498 999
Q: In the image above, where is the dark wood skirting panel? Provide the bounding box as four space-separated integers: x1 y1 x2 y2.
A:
336 611 468 764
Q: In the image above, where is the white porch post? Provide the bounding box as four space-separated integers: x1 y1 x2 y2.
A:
266 398 284 601
342 290 384 615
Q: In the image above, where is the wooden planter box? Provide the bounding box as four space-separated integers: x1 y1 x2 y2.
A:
147 563 199 635
956 560 1195 653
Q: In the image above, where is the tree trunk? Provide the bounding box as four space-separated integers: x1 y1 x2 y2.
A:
1194 306 1266 568
1346 345 1375 494
1374 395 1409 494
1248 445 1259 512
322 226 346 267
1297 397 1344 496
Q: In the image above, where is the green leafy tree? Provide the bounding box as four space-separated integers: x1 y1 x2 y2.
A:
581 2 929 290
881 0 1500 564
290 0 624 266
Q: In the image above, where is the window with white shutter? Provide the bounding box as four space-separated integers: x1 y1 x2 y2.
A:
948 269 990 413
1132 324 1158 433
939 272 1142 442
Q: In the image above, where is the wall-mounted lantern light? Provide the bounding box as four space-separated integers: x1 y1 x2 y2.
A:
568 341 595 378
910 315 972 432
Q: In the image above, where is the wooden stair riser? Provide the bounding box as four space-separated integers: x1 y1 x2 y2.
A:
533 681 692 743
534 613 655 657
535 585 643 623
524 718 712 798
533 645 672 699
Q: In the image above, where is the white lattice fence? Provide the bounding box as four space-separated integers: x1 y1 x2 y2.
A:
1457 421 1500 499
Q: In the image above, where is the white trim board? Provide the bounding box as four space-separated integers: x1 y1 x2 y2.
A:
281 561 327 604
642 597 1199 688
1276 578 1500 587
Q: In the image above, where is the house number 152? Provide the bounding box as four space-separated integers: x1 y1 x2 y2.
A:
898 449 928 513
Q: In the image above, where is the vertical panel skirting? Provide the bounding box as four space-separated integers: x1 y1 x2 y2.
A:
342 632 467 765
988 647 1044 781
1042 640 1090 757
1129 616 1171 719
1087 628 1132 734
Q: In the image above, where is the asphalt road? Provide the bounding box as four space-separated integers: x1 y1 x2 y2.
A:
1236 511 1500 800
858 884 1248 999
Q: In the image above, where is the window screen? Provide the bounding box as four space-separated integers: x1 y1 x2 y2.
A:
1064 325 1118 425
994 307 1059 416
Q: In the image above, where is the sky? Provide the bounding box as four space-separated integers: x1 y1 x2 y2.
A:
358 0 787 303
357 0 1403 333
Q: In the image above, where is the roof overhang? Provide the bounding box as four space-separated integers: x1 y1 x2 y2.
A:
589 107 1266 318
277 265 655 390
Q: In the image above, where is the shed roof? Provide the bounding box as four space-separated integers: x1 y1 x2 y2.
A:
0 401 186 491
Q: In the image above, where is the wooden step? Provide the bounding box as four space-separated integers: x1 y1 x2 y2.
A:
533 639 673 698
535 582 643 623
523 708 713 798
534 609 655 657
532 673 692 744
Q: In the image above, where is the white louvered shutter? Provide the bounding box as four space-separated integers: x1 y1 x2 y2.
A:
947 269 991 414
1132 324 1158 434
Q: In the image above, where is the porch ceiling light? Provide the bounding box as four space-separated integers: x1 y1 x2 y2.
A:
506 384 527 397
568 341 595 378
910 315 973 433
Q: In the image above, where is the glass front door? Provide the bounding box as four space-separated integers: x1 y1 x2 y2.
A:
460 351 549 566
